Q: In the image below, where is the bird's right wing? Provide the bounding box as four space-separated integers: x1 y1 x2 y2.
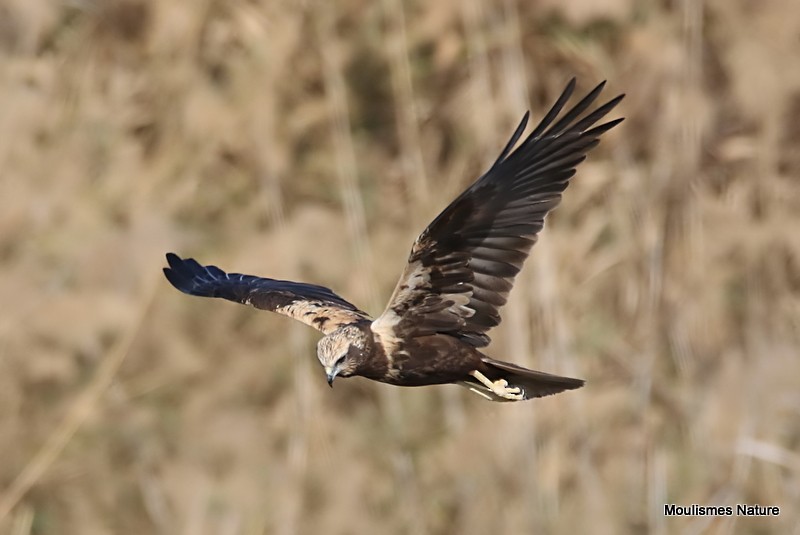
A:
372 79 624 348
163 253 371 334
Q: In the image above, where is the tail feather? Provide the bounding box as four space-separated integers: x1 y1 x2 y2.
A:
479 357 584 401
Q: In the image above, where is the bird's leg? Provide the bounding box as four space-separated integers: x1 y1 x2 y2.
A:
469 370 524 401
457 382 494 400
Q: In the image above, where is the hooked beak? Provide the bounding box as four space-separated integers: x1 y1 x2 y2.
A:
325 367 337 387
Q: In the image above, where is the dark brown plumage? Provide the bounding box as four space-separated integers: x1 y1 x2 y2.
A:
164 78 624 401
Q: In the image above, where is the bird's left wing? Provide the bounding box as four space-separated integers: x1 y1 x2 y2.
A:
163 253 371 334
372 79 624 348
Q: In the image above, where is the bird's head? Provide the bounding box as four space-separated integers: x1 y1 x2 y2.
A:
316 325 368 386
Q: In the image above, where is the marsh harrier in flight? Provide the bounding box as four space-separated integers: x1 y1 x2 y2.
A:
164 78 623 401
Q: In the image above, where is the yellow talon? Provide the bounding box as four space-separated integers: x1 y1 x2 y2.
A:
468 371 524 401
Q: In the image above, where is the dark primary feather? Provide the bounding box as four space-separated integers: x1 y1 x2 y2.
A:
163 253 370 334
374 79 624 347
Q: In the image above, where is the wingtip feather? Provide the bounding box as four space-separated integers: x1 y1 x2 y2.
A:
163 263 190 294
163 252 206 294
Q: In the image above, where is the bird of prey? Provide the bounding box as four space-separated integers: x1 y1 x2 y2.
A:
164 78 623 402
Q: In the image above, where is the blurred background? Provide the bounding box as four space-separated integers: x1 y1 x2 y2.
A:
1 0 798 533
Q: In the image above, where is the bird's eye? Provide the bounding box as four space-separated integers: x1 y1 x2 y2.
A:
335 355 347 367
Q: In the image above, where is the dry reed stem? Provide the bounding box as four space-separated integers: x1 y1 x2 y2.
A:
316 1 378 311
0 272 160 522
381 0 430 220
9 505 33 535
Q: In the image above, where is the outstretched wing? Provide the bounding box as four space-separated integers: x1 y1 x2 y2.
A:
373 79 624 348
163 253 370 334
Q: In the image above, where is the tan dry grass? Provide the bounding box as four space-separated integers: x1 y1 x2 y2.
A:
0 0 799 534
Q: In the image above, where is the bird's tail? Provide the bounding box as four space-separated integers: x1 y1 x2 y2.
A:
474 357 584 401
